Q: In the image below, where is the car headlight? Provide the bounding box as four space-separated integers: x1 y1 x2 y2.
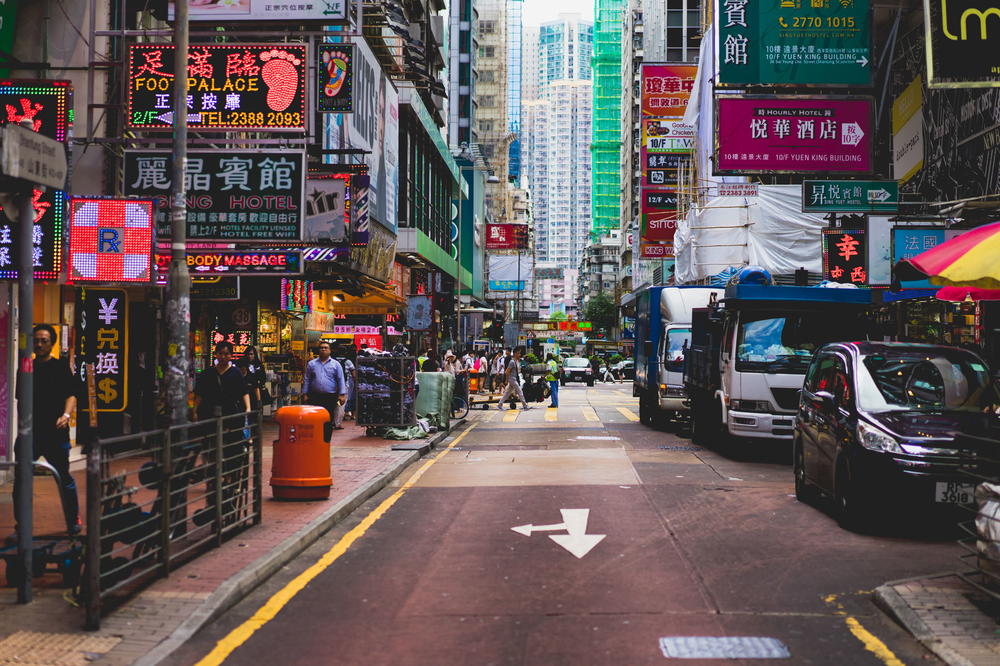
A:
857 420 903 454
730 399 772 413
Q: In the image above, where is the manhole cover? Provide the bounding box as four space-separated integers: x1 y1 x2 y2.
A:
658 636 789 659
659 446 702 452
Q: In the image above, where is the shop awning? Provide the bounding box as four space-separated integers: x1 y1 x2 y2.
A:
332 281 405 315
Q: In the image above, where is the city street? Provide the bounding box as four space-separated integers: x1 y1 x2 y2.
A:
169 382 954 665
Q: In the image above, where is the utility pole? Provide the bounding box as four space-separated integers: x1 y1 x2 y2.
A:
14 180 34 603
165 0 190 425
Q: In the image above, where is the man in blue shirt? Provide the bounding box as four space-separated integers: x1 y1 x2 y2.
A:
304 341 346 442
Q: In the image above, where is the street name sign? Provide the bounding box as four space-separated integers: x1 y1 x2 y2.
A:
1 123 67 189
802 180 898 212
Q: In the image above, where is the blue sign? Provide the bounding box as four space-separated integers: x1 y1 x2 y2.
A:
488 280 525 291
893 228 944 289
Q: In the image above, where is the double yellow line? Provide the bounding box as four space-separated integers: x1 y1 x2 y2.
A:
195 423 479 665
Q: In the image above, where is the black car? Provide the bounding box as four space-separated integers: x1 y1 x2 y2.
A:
562 357 595 386
793 341 1000 531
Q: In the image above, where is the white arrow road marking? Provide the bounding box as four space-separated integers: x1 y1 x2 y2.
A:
511 509 606 558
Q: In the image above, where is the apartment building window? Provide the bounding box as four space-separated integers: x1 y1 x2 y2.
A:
480 20 496 34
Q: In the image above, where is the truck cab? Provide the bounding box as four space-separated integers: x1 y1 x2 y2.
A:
684 284 873 445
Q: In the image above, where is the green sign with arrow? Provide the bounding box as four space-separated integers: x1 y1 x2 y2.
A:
802 180 898 213
717 0 872 87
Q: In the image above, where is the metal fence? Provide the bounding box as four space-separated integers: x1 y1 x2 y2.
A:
956 430 1000 602
83 411 263 629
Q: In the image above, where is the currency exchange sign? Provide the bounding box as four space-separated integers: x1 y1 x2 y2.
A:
76 288 128 413
717 0 872 86
716 96 874 174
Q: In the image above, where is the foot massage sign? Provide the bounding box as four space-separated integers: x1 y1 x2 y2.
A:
126 43 307 131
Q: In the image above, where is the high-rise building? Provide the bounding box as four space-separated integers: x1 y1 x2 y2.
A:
537 15 594 95
507 0 524 183
448 0 479 149
591 0 624 238
522 24 540 104
476 0 510 221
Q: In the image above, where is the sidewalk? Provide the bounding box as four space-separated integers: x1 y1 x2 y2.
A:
0 417 459 665
876 574 1000 665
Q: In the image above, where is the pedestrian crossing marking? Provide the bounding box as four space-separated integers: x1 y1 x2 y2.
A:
582 406 599 422
503 409 520 423
482 409 498 423
614 389 631 397
545 408 558 422
617 407 640 422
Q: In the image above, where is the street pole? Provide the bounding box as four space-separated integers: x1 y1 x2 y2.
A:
14 182 34 603
165 0 190 426
456 168 463 352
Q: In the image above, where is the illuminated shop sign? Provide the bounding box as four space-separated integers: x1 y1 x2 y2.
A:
317 44 354 113
76 288 128 413
281 278 313 313
154 250 303 283
126 44 307 131
68 197 155 283
124 149 305 241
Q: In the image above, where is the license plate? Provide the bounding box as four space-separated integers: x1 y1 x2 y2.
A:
934 482 975 504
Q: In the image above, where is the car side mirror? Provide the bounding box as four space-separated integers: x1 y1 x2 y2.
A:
814 390 835 408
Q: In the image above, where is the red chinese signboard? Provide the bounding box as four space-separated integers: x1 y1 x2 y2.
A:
485 223 529 251
716 96 874 174
640 63 697 118
127 43 307 131
68 198 155 283
211 330 254 358
640 189 680 248
822 228 867 285
354 334 381 351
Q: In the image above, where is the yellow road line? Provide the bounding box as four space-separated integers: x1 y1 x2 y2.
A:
845 617 905 666
502 409 520 423
545 408 558 422
617 407 640 422
582 406 599 422
194 424 480 666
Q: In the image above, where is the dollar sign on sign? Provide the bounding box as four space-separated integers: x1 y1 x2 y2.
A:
98 377 118 404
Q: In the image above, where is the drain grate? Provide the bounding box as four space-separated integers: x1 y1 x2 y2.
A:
658 445 702 452
658 636 790 659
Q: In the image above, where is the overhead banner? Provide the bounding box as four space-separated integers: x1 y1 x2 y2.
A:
126 43 307 131
716 0 871 86
485 223 529 251
317 44 354 113
76 288 128 413
924 0 1000 88
640 63 697 118
716 96 874 174
68 198 155 283
169 0 347 23
822 228 868 285
124 149 305 242
892 76 924 183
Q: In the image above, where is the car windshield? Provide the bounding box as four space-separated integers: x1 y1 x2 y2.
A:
664 328 691 372
857 349 1000 413
565 358 589 368
736 312 863 375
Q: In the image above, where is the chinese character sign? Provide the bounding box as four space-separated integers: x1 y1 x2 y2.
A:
485 223 529 251
0 188 65 280
124 150 305 241
822 228 868 285
640 64 697 118
76 288 128 413
0 80 72 142
127 44 307 131
317 44 354 113
69 198 154 283
169 0 348 23
716 96 873 173
892 227 944 288
211 330 255 358
717 0 872 86
280 278 313 313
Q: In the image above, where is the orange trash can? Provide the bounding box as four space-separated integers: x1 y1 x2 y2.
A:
270 405 332 500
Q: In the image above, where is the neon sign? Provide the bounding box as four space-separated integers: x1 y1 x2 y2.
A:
281 278 313 313
69 198 155 283
126 44 307 131
153 250 303 284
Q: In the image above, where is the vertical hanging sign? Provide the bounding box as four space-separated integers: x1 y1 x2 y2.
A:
822 228 868 285
76 288 128 413
317 43 354 113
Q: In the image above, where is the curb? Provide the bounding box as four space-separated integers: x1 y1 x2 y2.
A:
136 424 462 666
873 582 976 666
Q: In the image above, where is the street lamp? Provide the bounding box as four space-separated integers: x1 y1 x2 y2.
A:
453 142 500 350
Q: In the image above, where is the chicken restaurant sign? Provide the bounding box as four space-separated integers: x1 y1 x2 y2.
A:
925 0 1000 87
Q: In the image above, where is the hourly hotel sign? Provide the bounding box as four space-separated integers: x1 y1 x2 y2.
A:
715 96 873 174
124 149 305 242
126 43 307 131
925 0 1000 87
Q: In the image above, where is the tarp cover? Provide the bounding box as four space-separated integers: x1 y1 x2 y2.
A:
414 371 454 430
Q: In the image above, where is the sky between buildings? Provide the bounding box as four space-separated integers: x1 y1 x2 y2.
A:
522 0 595 26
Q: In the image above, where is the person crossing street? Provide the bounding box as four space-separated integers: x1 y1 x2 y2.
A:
497 347 531 411
545 353 560 408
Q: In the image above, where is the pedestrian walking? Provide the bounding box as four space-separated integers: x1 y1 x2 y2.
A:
491 350 508 392
194 341 252 421
14 324 81 534
303 341 347 441
237 345 268 411
545 353 560 408
498 347 530 410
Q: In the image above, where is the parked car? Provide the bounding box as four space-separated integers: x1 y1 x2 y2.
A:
562 357 594 386
615 359 635 380
793 341 1000 531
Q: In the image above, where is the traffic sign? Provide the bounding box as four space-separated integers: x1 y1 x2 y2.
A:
1 123 67 189
802 180 898 213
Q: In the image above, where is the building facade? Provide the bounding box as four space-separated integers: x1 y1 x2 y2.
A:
591 0 625 239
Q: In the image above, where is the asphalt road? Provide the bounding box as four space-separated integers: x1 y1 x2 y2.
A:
170 382 956 665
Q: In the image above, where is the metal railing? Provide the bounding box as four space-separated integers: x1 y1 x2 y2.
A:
83 411 263 629
955 429 1000 603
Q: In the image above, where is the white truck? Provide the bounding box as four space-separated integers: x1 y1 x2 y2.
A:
683 283 874 446
634 286 723 427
